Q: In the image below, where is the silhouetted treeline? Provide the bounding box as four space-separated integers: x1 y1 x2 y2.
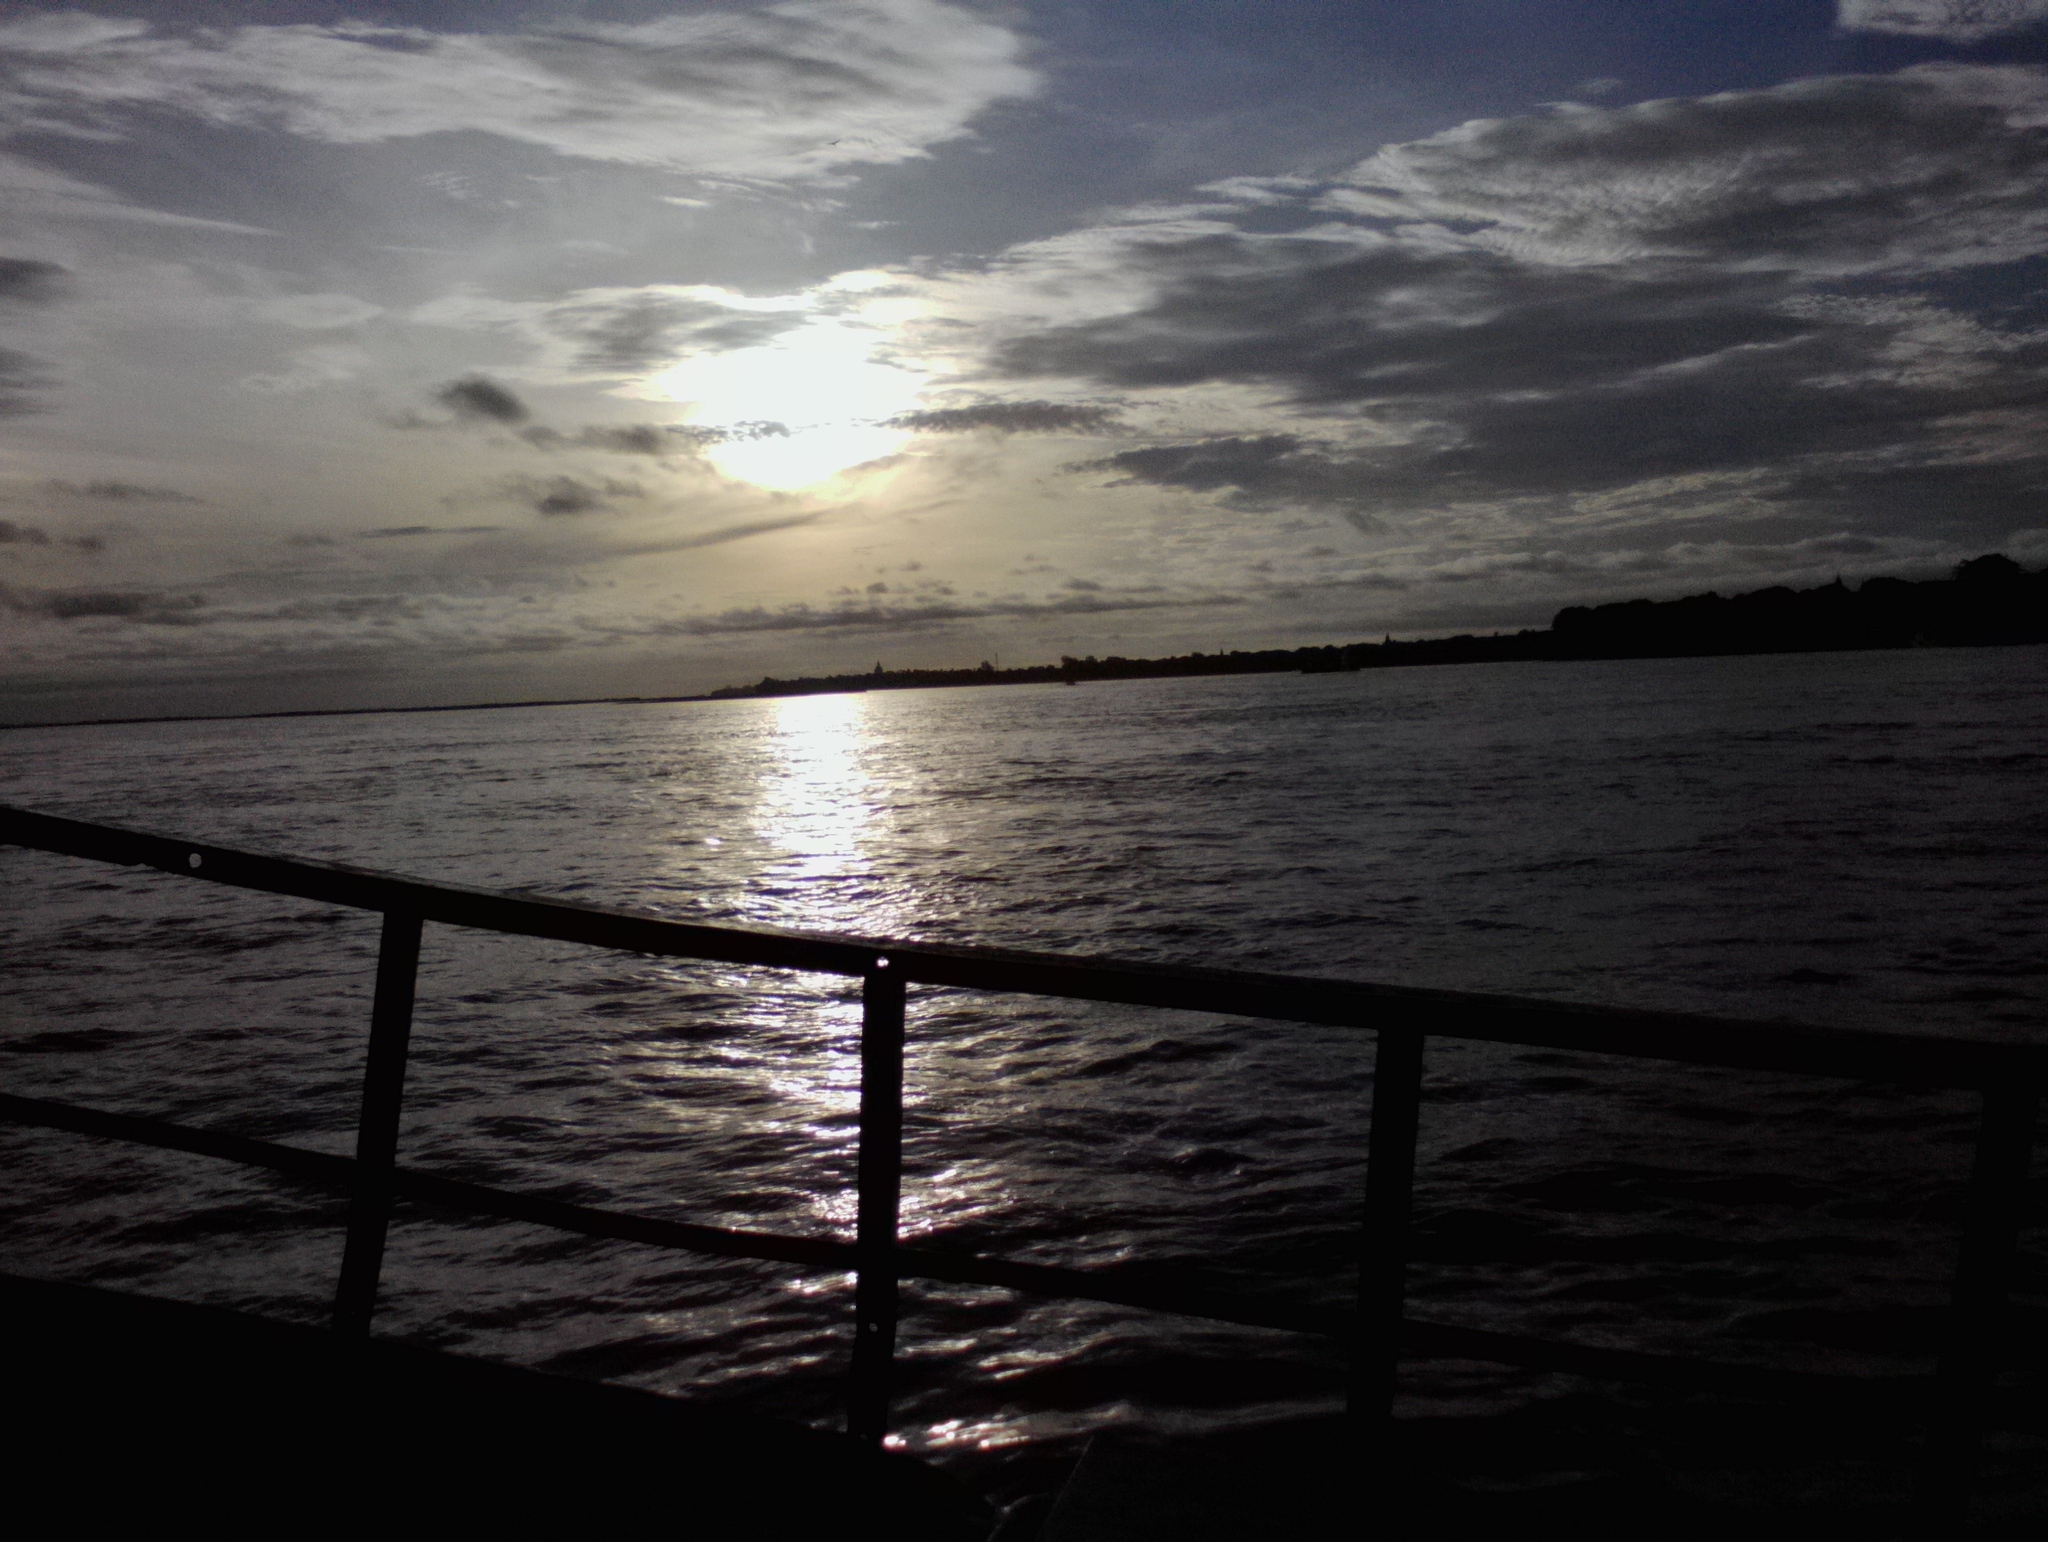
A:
707 554 2047 699
1550 552 2045 658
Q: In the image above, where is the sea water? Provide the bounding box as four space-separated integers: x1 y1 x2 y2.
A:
2 646 2044 1479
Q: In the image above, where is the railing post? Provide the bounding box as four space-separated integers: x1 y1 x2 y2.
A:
848 955 907 1447
332 907 423 1335
1915 1082 2039 1515
1351 1025 1425 1421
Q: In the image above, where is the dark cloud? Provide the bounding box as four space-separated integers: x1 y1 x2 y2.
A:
888 401 1121 433
648 587 1242 638
0 518 50 545
0 346 53 417
518 423 678 454
2 586 207 624
570 423 667 455
257 595 426 622
0 257 66 304
360 524 503 538
552 294 798 372
1080 434 1389 531
1756 457 2048 536
985 66 2048 554
437 375 530 424
1000 238 1817 404
1006 245 2047 539
1088 345 2048 546
670 513 822 549
46 479 203 503
499 474 645 516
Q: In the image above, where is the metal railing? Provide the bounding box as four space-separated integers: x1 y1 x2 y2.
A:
1 803 2039 1502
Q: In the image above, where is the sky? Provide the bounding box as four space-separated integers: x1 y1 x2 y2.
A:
2 0 2046 721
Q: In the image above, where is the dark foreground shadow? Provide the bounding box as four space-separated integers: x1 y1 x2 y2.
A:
1027 1401 2044 1541
3 1273 989 1539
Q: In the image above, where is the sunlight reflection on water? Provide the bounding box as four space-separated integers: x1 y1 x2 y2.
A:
755 693 874 907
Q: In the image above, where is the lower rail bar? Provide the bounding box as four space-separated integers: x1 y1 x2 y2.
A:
0 1089 1964 1410
332 909 422 1335
849 959 907 1446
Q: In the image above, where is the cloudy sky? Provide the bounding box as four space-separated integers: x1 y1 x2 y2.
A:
3 1 2046 720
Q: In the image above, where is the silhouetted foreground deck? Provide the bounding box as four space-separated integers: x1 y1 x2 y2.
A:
3 1272 986 1537
1 803 2040 1525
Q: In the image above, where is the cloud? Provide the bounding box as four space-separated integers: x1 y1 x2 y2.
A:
581 424 674 455
1838 1 2048 41
258 595 435 623
649 586 1244 638
411 285 808 380
0 3 1035 186
2 585 207 623
360 525 503 539
670 513 824 549
518 423 676 455
0 518 51 545
1000 241 1814 403
1329 64 2048 274
978 67 2048 552
250 293 381 330
46 479 203 503
0 345 53 417
1078 435 1388 532
888 401 1121 433
554 292 796 372
240 344 367 394
0 256 66 303
498 474 646 516
0 149 273 233
437 374 530 424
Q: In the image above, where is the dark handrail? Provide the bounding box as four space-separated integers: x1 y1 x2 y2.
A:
4 804 2036 1086
1 802 2037 1513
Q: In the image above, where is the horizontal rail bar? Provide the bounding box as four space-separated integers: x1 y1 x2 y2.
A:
0 1090 1952 1409
0 1091 1337 1333
5 804 2040 1089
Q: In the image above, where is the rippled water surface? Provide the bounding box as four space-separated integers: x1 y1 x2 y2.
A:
3 648 2045 1485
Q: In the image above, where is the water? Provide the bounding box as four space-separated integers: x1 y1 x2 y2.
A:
2 647 2045 1488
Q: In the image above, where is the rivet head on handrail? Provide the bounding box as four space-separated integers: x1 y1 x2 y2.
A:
187 853 203 870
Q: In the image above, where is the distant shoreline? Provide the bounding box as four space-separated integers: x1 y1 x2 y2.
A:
6 555 2041 732
0 691 714 733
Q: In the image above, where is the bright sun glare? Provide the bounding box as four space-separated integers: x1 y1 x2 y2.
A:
647 317 923 491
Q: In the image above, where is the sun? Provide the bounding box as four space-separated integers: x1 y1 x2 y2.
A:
645 318 923 491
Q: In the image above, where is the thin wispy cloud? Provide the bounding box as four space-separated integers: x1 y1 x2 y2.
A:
1838 1 2048 41
0 4 1036 185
